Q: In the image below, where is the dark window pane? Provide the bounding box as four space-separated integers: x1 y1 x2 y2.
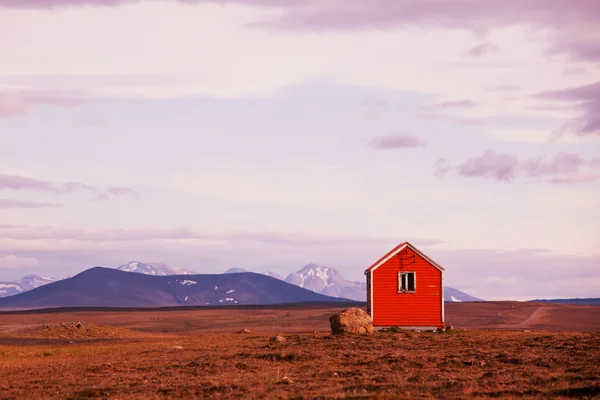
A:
407 272 415 292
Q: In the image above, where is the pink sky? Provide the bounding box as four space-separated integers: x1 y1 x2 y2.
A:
0 0 598 300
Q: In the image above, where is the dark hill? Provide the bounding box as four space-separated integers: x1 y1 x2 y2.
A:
0 267 354 310
528 298 600 306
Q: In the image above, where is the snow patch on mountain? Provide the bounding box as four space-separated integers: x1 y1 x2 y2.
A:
0 275 57 298
117 261 197 276
177 280 197 286
263 271 284 280
224 267 247 274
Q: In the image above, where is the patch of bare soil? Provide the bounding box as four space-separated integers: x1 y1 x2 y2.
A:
0 330 598 399
15 321 153 340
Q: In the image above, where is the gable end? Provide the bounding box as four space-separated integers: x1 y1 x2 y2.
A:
365 241 445 273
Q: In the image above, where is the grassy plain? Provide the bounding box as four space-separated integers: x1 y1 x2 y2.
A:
0 302 598 399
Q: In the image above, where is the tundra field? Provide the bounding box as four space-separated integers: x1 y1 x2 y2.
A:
0 302 599 399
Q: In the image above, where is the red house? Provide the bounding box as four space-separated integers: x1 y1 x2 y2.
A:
364 241 445 330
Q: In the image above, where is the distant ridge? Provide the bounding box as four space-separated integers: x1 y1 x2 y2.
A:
529 298 600 306
0 267 354 310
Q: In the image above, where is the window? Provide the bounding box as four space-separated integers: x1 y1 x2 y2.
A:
398 271 416 293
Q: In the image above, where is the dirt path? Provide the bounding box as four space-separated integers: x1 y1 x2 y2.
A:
512 307 548 328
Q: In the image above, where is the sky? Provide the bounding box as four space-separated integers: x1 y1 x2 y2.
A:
0 0 599 301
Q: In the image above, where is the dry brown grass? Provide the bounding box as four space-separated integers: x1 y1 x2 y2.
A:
0 303 598 399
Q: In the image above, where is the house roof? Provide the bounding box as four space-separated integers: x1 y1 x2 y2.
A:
364 241 445 273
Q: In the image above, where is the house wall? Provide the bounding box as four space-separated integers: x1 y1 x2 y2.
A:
371 247 443 328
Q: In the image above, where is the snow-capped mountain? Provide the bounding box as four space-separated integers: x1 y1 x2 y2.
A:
223 267 248 274
0 275 57 298
283 263 483 302
285 264 366 301
444 287 484 302
117 261 197 276
263 271 284 280
223 268 284 280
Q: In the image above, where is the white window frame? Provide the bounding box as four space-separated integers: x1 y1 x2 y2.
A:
398 271 416 293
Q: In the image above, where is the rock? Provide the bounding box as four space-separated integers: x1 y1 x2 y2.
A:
270 335 286 343
329 308 374 335
75 321 82 328
236 329 251 334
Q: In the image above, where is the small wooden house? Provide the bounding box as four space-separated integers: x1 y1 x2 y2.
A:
364 241 445 330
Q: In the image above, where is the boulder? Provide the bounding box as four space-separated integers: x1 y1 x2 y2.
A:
269 335 286 343
329 308 374 334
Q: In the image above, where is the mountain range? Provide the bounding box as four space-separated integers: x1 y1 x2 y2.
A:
0 267 351 310
0 261 483 303
0 275 57 298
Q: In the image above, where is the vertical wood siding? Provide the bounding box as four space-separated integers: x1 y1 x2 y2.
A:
372 247 442 327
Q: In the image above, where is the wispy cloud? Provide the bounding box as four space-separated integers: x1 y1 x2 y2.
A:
535 81 600 137
2 0 597 62
467 42 501 57
458 150 520 181
485 85 520 92
426 100 479 110
0 89 87 118
413 112 485 126
369 134 425 149
0 223 442 247
0 254 39 269
0 199 62 209
433 158 452 177
361 97 389 120
437 150 600 183
0 174 139 201
93 187 141 201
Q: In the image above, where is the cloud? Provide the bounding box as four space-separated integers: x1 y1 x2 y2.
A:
521 153 585 178
467 42 501 57
0 199 62 209
0 0 139 7
486 85 520 92
0 89 87 118
535 81 600 137
0 174 139 201
93 187 141 201
425 100 479 110
0 223 443 247
458 150 520 181
0 254 40 269
426 247 600 300
2 0 598 61
413 112 486 126
233 0 599 63
563 67 586 76
361 97 389 119
439 150 599 183
547 27 600 62
433 158 452 177
368 134 425 149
